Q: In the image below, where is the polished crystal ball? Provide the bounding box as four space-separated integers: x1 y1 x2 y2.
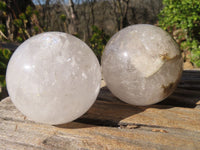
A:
6 32 101 124
102 24 183 106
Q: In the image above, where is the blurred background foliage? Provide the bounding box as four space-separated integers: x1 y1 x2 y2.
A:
0 0 199 88
0 48 11 87
0 0 163 88
90 25 110 61
0 0 163 42
158 0 200 67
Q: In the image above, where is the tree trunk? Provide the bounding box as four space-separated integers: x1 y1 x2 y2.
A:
6 14 13 41
68 0 78 34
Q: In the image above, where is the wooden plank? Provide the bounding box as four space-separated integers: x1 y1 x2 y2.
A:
98 70 200 108
1 69 200 149
178 70 200 90
0 98 200 150
182 70 200 75
0 42 19 52
2 97 200 132
81 100 200 132
97 86 124 103
1 119 200 150
160 91 200 107
158 70 200 107
98 86 200 108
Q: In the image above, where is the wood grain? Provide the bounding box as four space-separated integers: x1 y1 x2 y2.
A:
1 70 200 150
98 70 200 108
0 97 200 150
80 100 200 132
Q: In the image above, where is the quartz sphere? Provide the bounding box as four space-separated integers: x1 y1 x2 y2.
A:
102 24 183 106
6 32 101 124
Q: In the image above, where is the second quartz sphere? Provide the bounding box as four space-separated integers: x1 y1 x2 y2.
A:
102 24 183 106
6 32 101 125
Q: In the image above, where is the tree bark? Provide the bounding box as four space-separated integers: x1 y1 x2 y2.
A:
68 0 78 34
6 14 13 41
112 0 130 30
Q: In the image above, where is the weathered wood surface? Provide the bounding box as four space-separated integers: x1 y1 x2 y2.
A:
1 70 200 150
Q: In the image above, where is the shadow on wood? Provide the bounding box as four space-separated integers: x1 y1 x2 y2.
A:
43 70 200 129
99 70 200 108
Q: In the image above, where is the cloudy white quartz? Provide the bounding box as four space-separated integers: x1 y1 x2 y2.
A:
6 32 101 125
102 24 183 106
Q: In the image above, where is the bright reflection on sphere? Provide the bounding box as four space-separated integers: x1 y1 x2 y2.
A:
102 24 183 106
6 32 101 125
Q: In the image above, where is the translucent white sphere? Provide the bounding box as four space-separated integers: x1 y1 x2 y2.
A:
102 24 183 106
6 32 101 124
